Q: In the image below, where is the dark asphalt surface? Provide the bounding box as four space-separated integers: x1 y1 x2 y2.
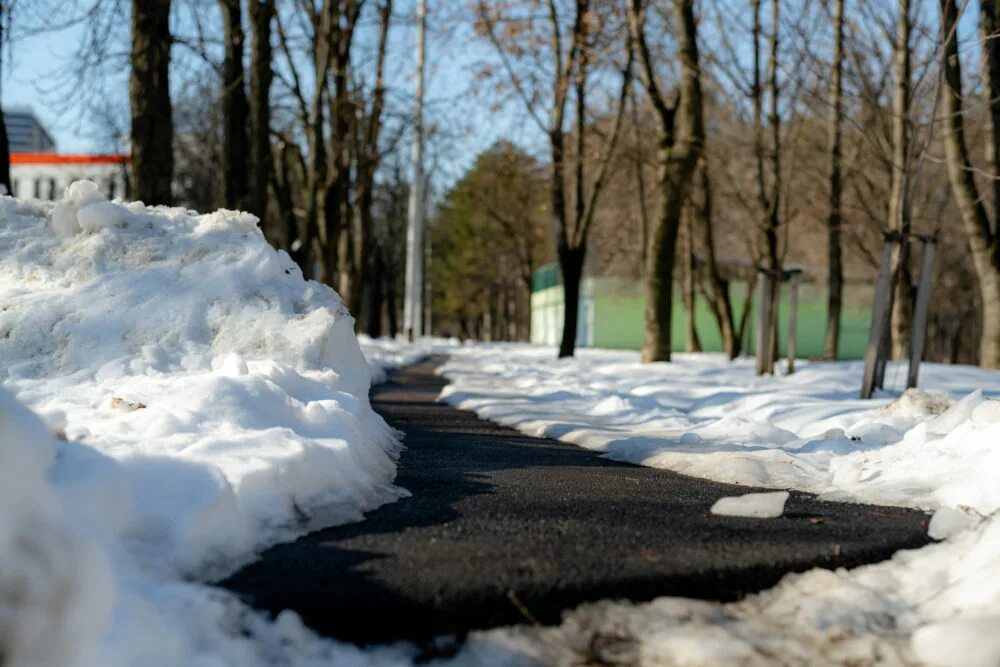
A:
219 355 930 646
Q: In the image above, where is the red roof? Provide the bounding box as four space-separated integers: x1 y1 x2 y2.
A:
11 153 130 165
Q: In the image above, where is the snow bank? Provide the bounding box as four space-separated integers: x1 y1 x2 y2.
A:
433 343 1000 665
0 184 408 665
439 345 1000 513
447 509 1000 667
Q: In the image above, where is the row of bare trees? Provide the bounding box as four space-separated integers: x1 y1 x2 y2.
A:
15 0 1000 367
122 0 403 333
468 0 1000 369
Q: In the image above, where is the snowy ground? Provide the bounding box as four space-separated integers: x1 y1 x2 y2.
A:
432 344 1000 666
4 182 998 666
0 184 423 666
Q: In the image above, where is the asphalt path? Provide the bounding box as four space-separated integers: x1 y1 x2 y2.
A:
220 355 930 646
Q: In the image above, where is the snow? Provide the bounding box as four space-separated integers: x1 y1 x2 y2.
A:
5 180 1000 664
438 345 1000 512
357 335 458 384
710 491 789 518
431 343 1000 665
0 183 417 666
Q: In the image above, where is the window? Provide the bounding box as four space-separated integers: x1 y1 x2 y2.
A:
48 178 57 200
33 179 41 199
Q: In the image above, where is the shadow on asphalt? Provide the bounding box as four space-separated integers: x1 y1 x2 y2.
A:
219 356 931 647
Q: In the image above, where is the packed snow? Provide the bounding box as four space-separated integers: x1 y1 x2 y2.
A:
710 491 789 518
430 344 1000 666
0 183 417 666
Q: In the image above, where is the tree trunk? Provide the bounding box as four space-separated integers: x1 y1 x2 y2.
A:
558 245 585 357
682 210 702 352
823 0 845 360
981 0 1000 227
219 0 249 211
762 0 782 372
248 0 274 221
940 0 1000 367
695 161 738 358
630 0 704 363
130 0 174 205
889 0 914 360
0 2 10 195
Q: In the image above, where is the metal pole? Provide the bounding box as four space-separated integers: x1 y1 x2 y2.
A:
786 271 799 374
861 233 897 398
403 0 426 341
907 236 936 389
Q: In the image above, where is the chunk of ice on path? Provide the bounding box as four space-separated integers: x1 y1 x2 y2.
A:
710 491 789 518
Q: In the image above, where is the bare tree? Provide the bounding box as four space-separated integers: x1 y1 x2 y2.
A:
889 0 914 360
627 0 704 362
130 0 174 205
477 0 631 358
823 0 845 360
248 0 274 221
219 0 249 210
939 0 1000 367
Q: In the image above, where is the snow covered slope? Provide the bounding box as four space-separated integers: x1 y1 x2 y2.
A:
0 183 408 665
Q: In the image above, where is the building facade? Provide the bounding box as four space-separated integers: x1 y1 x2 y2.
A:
4 108 129 200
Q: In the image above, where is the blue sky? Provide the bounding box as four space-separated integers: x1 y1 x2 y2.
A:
0 0 540 192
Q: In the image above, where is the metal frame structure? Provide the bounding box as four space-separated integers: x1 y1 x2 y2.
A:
860 232 937 398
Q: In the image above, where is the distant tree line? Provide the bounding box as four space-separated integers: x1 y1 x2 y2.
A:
462 0 1000 369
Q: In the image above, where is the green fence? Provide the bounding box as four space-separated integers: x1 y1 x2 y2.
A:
530 267 873 359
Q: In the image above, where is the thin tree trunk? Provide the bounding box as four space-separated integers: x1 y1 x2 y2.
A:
682 209 702 352
763 0 782 372
130 0 174 205
367 242 385 338
940 0 1000 368
249 0 274 221
219 0 249 210
695 160 738 358
890 0 914 360
823 0 845 360
559 246 585 355
0 1 10 195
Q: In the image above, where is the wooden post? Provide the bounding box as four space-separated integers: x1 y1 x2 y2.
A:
786 270 800 374
907 236 936 389
861 233 898 398
756 270 772 375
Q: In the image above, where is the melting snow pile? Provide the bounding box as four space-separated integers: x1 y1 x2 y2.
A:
0 183 409 665
436 344 1000 666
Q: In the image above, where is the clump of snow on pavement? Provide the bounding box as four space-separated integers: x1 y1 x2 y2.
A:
434 343 1000 666
710 491 789 518
0 184 412 665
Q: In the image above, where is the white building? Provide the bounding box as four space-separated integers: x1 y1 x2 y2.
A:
11 153 129 201
5 108 129 200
